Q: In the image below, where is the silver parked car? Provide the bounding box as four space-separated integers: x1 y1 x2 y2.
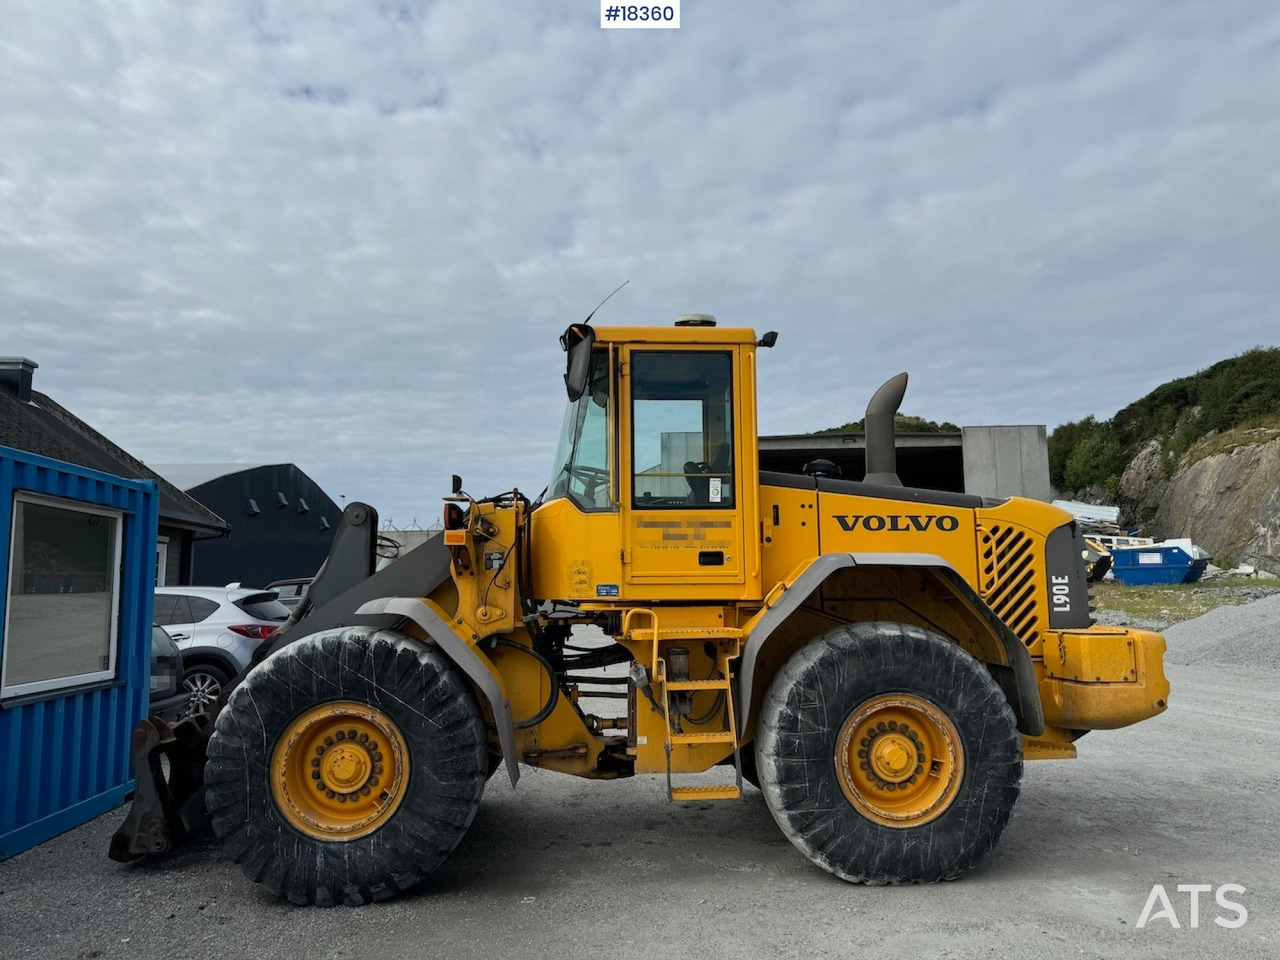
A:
153 586 291 714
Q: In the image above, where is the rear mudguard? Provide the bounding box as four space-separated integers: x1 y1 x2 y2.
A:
737 552 1045 737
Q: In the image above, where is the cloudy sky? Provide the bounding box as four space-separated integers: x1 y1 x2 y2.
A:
3 0 1277 525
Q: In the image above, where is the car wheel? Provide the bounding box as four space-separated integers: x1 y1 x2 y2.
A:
182 664 231 716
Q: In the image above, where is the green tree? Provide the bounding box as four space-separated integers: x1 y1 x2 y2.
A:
1063 431 1127 491
816 413 960 435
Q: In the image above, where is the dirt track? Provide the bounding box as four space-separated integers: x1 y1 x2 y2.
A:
2 633 1278 959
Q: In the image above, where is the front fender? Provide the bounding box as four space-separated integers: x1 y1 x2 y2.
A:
356 596 520 787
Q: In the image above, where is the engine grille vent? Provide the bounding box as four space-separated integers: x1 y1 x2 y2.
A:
980 525 1042 649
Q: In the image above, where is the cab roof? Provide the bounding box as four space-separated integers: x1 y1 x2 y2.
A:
589 325 759 346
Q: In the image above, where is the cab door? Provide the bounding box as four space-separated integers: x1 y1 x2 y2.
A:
621 346 748 595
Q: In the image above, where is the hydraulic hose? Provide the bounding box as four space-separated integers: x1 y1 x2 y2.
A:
492 637 561 729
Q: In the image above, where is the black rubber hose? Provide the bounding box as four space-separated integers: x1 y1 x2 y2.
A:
492 637 561 729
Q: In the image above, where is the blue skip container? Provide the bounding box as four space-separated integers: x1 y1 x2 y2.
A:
1110 543 1212 586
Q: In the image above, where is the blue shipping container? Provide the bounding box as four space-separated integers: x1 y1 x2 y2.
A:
1111 544 1212 586
0 446 157 859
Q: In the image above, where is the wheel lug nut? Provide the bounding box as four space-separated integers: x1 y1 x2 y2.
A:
337 794 348 803
876 721 887 731
915 765 923 775
347 729 357 740
315 746 325 756
372 765 383 775
857 749 867 759
311 758 321 768
360 786 371 796
324 736 334 746
336 730 346 741
359 732 369 743
369 776 380 787
369 741 378 751
372 752 383 763
888 720 898 730
311 770 321 780
325 789 336 799
315 781 326 791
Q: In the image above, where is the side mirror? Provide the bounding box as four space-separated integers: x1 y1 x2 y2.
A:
560 324 596 400
757 331 778 348
451 474 463 495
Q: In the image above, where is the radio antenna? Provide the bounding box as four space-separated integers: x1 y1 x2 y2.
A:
584 280 629 324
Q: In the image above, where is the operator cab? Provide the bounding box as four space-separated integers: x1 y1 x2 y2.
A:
534 318 768 604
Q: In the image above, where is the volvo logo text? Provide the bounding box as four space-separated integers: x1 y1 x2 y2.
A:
833 514 961 533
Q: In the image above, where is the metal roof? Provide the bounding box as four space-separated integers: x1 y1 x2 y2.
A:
1051 500 1122 524
150 463 276 492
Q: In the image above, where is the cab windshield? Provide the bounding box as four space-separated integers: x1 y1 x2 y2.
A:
547 349 612 511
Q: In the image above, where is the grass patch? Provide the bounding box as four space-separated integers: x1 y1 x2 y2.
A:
1180 415 1280 467
1091 575 1280 630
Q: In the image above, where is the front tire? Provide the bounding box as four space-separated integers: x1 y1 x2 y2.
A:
205 627 487 905
756 621 1022 883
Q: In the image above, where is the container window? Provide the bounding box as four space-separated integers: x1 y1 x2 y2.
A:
2 495 123 699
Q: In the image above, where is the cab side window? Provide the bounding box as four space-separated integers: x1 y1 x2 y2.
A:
631 351 734 508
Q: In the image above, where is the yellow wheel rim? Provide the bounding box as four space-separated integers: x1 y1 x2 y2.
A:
835 693 964 828
271 701 410 840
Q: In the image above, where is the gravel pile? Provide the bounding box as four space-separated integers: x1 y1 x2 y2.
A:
1162 592 1280 670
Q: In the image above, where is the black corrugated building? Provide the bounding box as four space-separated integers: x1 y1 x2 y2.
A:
152 463 340 588
0 358 229 584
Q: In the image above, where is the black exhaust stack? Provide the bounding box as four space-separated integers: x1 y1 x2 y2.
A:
863 372 908 486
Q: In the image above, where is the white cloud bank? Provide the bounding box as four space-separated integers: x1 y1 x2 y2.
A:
2 0 1278 522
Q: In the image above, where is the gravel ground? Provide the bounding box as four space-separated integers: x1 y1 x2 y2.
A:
1163 592 1280 669
3 606 1279 960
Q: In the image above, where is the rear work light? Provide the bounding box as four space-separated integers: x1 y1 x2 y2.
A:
229 624 279 640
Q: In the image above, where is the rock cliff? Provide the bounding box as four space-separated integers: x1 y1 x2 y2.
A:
1143 438 1280 573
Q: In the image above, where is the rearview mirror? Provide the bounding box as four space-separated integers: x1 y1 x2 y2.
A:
560 323 596 401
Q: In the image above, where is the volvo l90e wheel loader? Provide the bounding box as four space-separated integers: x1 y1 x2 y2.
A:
110 315 1170 905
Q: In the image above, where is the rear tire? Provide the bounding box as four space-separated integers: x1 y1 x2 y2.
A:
205 627 487 905
756 621 1022 883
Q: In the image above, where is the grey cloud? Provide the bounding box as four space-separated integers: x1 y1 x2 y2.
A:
2 0 1277 524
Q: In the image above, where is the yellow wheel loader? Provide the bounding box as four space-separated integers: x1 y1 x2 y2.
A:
110 315 1169 905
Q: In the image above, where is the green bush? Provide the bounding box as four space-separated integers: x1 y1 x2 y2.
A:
815 413 959 435
1063 431 1127 491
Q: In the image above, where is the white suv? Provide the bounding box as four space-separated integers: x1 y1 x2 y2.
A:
153 586 291 714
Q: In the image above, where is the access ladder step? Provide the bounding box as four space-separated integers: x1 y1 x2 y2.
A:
669 730 737 745
662 679 731 691
669 785 742 801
